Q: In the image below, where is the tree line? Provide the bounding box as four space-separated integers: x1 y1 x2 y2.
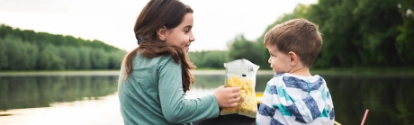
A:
226 0 414 69
0 25 126 71
1 0 412 70
190 0 413 70
188 50 229 69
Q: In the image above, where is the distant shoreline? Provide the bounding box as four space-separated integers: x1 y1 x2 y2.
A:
0 70 274 76
0 69 413 76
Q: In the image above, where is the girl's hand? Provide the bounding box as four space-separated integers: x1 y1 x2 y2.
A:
214 86 240 108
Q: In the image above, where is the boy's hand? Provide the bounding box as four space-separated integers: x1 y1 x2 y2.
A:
214 86 241 108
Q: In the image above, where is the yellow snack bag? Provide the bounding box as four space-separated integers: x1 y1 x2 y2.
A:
221 59 259 118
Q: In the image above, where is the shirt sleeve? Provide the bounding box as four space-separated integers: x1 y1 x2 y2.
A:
158 57 220 124
256 82 275 125
117 59 126 92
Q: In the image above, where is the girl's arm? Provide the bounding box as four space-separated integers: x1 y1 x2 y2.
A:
158 58 219 124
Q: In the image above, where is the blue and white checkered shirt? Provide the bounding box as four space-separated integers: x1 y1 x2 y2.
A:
256 73 335 125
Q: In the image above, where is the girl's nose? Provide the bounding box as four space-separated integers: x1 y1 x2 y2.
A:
190 32 195 42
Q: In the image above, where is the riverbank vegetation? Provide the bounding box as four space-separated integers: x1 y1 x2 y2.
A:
1 0 412 71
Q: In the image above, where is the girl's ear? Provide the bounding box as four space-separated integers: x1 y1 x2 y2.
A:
157 26 167 41
288 51 299 66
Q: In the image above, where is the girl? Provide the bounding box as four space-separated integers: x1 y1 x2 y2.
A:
118 0 241 124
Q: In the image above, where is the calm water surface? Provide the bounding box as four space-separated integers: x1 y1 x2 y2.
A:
0 71 413 125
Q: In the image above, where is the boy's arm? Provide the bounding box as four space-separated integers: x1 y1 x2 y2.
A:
256 84 276 125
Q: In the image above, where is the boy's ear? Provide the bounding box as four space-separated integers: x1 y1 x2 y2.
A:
288 51 298 66
157 26 167 41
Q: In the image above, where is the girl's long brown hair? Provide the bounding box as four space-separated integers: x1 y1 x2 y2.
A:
123 0 195 93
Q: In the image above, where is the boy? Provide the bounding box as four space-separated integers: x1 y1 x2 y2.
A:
256 19 335 125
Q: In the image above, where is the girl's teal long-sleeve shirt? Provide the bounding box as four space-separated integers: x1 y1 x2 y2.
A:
118 53 220 125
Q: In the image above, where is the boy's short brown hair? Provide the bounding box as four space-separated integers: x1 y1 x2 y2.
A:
264 18 322 67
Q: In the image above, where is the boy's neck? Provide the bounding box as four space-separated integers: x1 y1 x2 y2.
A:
288 67 311 77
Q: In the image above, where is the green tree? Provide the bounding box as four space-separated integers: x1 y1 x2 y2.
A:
253 4 311 69
3 36 27 70
307 0 405 67
0 24 126 71
23 40 38 70
37 45 65 70
201 51 228 68
188 51 206 68
0 24 121 52
90 49 109 69
59 46 80 70
78 47 92 70
188 50 228 69
108 50 126 69
396 0 414 64
228 35 264 66
0 38 8 69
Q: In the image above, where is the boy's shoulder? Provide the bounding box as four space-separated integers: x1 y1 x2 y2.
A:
266 73 289 85
267 73 327 87
271 73 325 80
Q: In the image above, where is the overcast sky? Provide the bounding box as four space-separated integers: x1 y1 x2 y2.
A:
0 0 317 52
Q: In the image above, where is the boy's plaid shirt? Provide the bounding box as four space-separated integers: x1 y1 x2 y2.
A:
256 73 335 125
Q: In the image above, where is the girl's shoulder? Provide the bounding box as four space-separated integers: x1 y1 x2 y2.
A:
133 53 175 68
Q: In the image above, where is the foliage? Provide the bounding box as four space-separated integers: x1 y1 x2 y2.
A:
226 4 310 69
307 0 404 67
188 50 229 69
0 24 119 52
228 35 265 67
227 0 414 69
2 0 413 70
396 0 414 65
0 25 126 71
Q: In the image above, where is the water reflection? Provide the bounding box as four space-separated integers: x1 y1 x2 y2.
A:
190 73 273 92
0 72 413 125
0 75 118 111
0 93 122 125
324 75 414 125
191 73 414 125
